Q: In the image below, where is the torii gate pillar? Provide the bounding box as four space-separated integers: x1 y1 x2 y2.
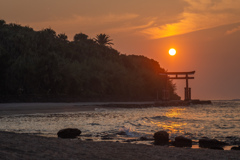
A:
160 71 195 101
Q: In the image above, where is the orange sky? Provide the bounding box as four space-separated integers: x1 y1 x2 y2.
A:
1 0 240 100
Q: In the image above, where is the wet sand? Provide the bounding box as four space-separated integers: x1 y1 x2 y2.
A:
0 131 239 160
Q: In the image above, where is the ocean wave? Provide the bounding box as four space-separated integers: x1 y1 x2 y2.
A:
118 127 142 137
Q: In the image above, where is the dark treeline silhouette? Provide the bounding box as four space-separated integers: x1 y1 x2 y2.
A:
0 20 180 102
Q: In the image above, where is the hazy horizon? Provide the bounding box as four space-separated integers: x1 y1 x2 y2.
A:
1 0 240 100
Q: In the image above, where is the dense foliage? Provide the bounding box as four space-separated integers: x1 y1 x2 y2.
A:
0 20 180 102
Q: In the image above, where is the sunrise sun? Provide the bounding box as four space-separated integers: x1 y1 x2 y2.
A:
169 48 176 56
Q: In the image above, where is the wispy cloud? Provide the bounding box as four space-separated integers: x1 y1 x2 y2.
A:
225 25 240 35
7 0 240 40
37 13 139 26
140 0 240 39
25 13 140 36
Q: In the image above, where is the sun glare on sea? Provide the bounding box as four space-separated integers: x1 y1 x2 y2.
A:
169 48 176 56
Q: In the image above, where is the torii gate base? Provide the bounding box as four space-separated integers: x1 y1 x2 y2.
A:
160 71 195 101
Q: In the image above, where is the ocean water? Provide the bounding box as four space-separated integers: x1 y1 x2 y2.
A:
0 100 240 147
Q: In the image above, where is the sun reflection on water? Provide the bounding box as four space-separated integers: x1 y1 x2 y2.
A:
150 107 187 135
165 108 186 118
150 120 187 134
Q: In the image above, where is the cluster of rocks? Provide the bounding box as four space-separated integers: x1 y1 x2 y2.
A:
153 131 240 150
153 131 192 147
57 128 240 151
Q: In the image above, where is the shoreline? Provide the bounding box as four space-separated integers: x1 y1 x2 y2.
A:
0 100 211 115
0 102 155 115
0 131 239 160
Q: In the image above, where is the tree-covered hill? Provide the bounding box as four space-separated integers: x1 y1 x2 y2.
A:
0 20 180 102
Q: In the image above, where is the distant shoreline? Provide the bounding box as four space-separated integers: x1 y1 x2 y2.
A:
0 100 211 115
0 131 239 160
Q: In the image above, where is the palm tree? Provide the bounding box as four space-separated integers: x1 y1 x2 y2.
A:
95 33 113 46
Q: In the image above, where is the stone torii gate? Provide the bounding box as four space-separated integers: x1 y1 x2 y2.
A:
160 71 195 101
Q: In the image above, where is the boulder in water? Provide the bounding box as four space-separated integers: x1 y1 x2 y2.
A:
173 136 192 147
153 131 169 145
57 128 81 139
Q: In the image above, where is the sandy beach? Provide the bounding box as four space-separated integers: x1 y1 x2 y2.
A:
0 131 239 160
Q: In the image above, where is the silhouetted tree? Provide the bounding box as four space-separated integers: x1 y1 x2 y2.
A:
58 33 68 41
74 33 88 42
0 20 6 26
95 33 113 46
40 28 56 38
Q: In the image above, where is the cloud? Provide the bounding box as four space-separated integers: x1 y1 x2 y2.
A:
3 0 240 40
106 20 155 34
23 13 142 39
140 0 240 39
225 25 240 35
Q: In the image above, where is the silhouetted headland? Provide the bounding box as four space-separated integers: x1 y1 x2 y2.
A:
0 20 211 105
0 20 180 103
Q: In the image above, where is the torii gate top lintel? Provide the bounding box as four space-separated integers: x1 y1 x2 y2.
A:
164 71 195 75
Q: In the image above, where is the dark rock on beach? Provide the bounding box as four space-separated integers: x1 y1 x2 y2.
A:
57 128 81 139
123 139 138 143
139 136 154 141
199 138 227 148
140 136 148 140
209 147 224 150
173 136 192 147
117 131 127 135
153 131 169 145
101 135 114 140
231 146 240 150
